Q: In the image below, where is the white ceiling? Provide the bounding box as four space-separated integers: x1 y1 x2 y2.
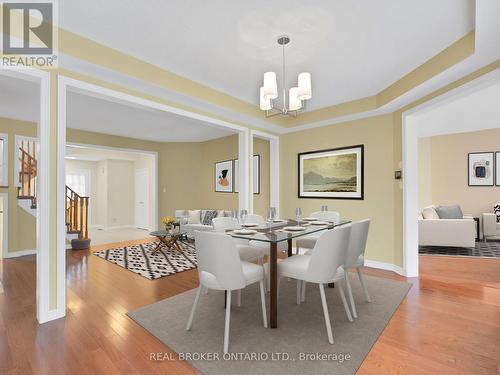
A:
66 91 235 142
0 74 236 142
59 0 475 111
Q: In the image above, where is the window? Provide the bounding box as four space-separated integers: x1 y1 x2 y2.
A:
0 134 8 187
66 169 89 196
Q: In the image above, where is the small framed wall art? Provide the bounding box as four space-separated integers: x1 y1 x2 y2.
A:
468 152 494 186
215 159 233 192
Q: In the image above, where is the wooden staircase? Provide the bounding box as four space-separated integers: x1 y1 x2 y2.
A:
18 140 91 249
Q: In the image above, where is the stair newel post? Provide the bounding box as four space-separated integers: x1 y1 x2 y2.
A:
84 197 89 239
79 196 83 239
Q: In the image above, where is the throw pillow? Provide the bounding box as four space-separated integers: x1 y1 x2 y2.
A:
435 205 463 219
422 206 439 219
202 210 218 226
494 204 500 223
187 210 201 224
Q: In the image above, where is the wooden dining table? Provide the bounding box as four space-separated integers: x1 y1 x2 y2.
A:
228 218 351 328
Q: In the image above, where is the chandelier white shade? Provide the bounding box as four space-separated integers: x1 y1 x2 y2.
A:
259 86 272 110
298 72 312 100
288 87 301 111
259 36 312 117
263 72 278 99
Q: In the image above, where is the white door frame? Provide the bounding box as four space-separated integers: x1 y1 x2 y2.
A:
66 142 158 232
134 167 151 230
0 68 52 323
402 68 500 277
250 129 280 216
58 75 275 317
0 192 9 259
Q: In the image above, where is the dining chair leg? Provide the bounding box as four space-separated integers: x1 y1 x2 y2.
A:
296 279 301 305
337 282 353 322
260 257 268 293
344 272 357 319
259 280 268 328
224 290 232 354
319 283 334 344
236 289 242 307
301 280 307 302
356 267 372 302
186 286 202 331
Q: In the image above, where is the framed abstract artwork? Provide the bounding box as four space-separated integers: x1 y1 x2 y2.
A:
233 155 260 194
496 152 500 186
468 152 494 186
215 160 233 192
298 145 364 199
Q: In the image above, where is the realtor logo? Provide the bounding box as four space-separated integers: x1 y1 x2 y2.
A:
1 0 58 68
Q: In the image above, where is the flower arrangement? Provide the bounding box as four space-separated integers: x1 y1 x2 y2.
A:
162 216 176 231
162 216 176 225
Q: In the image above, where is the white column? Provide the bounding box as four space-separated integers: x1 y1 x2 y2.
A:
403 115 419 278
238 130 250 212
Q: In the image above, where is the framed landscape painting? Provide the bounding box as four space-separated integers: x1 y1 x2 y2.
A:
215 160 233 192
298 145 364 199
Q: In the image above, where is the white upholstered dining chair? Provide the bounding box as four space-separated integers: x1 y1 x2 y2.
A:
277 225 353 344
186 231 268 353
343 219 371 319
295 211 340 254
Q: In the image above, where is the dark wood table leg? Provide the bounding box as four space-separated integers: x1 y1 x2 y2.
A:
270 242 278 328
151 237 165 254
287 238 293 257
328 282 335 288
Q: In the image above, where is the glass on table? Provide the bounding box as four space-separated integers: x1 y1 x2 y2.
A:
240 209 248 226
267 207 277 232
295 207 302 226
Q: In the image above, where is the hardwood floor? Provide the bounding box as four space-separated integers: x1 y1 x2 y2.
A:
0 240 499 374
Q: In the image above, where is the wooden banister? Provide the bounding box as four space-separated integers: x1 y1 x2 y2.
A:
18 140 90 239
66 186 90 239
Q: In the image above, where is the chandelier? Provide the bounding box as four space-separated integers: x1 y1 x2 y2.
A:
259 35 312 117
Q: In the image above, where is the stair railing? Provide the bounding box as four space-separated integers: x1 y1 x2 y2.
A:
65 186 89 239
18 140 37 208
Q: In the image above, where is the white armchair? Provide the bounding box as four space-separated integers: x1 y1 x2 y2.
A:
482 213 500 242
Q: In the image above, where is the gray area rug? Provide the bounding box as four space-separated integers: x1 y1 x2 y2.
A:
128 273 411 375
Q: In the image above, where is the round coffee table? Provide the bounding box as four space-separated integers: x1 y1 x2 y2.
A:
150 230 187 255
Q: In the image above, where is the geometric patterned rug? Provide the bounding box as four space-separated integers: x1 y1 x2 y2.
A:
93 241 197 280
419 239 500 258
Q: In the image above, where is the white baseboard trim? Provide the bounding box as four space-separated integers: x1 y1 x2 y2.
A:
38 307 66 324
4 248 36 258
364 259 405 276
97 225 137 231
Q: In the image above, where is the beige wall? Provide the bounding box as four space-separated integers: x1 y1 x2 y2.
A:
280 114 398 265
106 160 135 227
420 128 500 220
0 117 37 254
418 137 433 208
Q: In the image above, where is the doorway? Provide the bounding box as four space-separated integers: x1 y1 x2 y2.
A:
135 168 150 230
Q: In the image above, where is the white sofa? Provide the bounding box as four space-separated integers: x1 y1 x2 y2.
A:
418 206 475 248
176 209 233 238
482 213 500 242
